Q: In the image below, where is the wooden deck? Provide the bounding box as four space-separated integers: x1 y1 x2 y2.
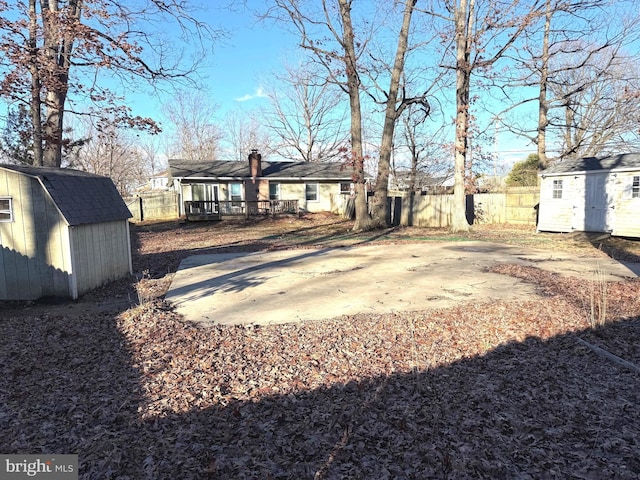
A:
184 200 299 221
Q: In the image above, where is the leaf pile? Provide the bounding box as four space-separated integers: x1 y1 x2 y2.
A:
1 217 640 478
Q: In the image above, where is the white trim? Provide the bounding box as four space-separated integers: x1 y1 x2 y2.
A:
0 197 13 222
68 226 79 300
125 221 133 274
174 176 355 182
540 167 640 178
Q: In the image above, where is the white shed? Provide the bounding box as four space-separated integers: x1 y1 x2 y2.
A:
0 164 133 300
537 153 640 236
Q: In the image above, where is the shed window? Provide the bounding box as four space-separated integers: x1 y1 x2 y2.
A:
633 176 640 198
306 183 319 202
0 197 12 222
552 179 563 199
269 183 280 200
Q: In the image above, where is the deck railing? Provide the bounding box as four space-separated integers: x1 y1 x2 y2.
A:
184 200 299 219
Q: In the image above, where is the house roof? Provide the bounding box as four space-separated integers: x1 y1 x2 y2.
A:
542 153 640 175
0 164 132 226
169 160 356 181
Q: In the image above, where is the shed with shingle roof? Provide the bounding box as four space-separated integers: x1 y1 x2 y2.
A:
0 164 132 300
537 153 640 236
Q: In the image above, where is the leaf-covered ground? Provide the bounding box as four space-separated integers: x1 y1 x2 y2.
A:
1 214 639 479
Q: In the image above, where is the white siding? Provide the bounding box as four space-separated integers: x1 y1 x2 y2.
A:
539 169 640 235
537 175 578 232
611 172 640 237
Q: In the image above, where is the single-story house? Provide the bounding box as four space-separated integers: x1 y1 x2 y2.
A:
537 153 640 236
169 151 361 218
0 164 132 300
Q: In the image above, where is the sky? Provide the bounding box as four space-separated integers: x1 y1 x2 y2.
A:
121 1 537 172
130 3 296 121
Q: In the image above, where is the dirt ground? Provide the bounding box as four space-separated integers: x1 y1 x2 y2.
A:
2 213 640 478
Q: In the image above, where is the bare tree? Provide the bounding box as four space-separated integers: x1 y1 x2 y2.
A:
67 118 148 195
163 91 223 161
493 0 640 166
266 0 373 229
223 108 272 161
0 104 34 165
550 51 640 158
0 1 218 167
439 0 545 232
267 0 424 229
262 64 348 163
393 102 451 193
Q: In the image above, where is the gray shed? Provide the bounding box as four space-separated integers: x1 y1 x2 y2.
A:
537 153 640 236
0 164 132 300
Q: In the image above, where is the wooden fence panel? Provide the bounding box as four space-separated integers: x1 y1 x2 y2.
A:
388 187 540 227
473 193 506 224
412 194 453 227
505 187 539 225
125 192 179 223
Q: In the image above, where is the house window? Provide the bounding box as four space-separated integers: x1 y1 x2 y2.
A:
633 176 640 198
305 183 319 202
0 197 12 222
340 182 352 195
552 179 563 199
230 183 243 203
269 183 280 200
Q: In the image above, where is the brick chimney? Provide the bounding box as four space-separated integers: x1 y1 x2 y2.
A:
248 149 262 179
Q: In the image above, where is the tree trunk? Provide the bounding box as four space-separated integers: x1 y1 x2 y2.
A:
537 0 551 169
451 0 473 233
28 0 43 166
338 0 371 231
40 0 81 168
370 0 417 229
43 90 66 167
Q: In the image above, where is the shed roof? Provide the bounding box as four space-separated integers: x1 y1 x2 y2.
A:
542 153 640 175
0 164 132 226
169 159 355 180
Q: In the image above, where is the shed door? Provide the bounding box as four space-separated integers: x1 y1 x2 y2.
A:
584 173 612 232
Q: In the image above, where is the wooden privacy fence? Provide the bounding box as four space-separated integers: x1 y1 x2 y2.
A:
127 188 540 226
125 192 179 222
386 187 540 227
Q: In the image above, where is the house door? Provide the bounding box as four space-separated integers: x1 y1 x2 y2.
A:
191 184 219 213
584 173 612 232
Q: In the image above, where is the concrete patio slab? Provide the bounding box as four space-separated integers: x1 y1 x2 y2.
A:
165 242 640 326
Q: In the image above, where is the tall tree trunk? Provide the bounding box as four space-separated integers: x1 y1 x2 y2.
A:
338 0 370 231
537 0 551 169
43 90 66 167
371 0 417 229
28 0 43 166
40 0 81 167
451 0 473 232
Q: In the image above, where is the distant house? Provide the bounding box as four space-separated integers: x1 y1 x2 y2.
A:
537 153 640 236
148 169 170 191
169 151 359 219
0 164 132 300
389 170 454 193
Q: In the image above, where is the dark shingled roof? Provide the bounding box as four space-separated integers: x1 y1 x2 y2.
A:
0 164 132 226
542 153 640 175
169 159 355 180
